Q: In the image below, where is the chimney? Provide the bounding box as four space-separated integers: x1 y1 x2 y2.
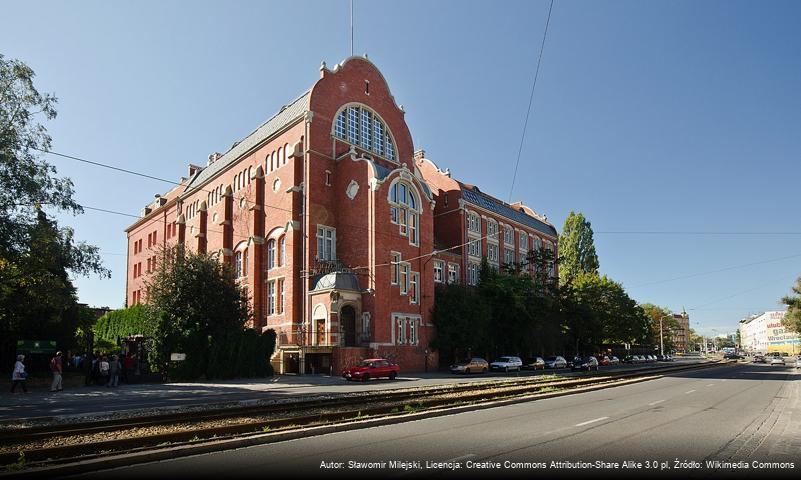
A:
207 152 223 166
188 163 204 177
413 149 426 162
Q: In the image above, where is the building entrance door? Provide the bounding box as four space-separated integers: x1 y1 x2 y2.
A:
341 305 357 346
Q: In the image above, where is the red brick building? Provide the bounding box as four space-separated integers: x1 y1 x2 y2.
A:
125 56 557 374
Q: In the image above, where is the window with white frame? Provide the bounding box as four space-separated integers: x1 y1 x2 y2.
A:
504 225 514 245
267 239 276 269
278 279 285 314
410 272 419 304
468 238 481 258
279 236 286 266
389 181 419 245
396 317 406 344
433 261 444 283
487 220 499 241
391 252 400 285
487 243 499 264
533 236 542 251
409 318 418 345
520 232 528 252
504 248 515 265
235 251 243 278
316 226 336 261
468 263 480 286
448 263 460 283
267 281 276 315
467 211 480 234
333 104 396 161
400 262 410 295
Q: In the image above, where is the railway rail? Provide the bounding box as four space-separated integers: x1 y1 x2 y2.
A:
0 360 730 473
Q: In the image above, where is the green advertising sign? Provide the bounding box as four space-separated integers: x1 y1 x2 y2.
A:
16 340 57 354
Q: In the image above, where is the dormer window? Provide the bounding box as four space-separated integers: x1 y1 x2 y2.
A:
333 104 396 161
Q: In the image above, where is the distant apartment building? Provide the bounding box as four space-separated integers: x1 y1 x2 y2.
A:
671 311 690 353
739 311 799 355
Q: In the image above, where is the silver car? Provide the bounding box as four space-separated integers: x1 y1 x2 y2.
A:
544 356 567 369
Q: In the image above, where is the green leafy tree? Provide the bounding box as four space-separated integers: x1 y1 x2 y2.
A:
558 211 599 286
430 282 491 363
92 304 153 346
781 277 801 334
1 55 107 367
639 303 680 353
145 246 253 380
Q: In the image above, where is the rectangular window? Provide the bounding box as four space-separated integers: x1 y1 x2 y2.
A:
335 111 346 139
360 109 372 150
504 226 513 244
468 263 480 286
409 318 418 345
268 281 276 315
278 279 285 314
396 317 405 345
409 212 418 245
410 272 419 304
520 232 528 251
399 209 407 236
325 170 332 186
347 106 359 144
468 238 481 258
488 244 499 263
373 119 384 156
390 206 398 223
316 226 336 261
505 248 515 265
433 261 444 283
448 263 459 283
400 263 409 295
391 252 400 285
243 249 249 277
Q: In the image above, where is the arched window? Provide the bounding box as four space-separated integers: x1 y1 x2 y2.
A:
389 181 420 246
283 143 289 165
333 104 397 161
267 239 276 270
277 147 283 169
248 166 252 185
279 235 286 266
271 151 276 171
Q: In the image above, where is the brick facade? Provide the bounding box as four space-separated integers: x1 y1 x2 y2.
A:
125 56 556 374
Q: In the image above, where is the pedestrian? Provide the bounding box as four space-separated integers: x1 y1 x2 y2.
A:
11 355 28 394
50 351 64 392
107 354 120 387
99 355 110 385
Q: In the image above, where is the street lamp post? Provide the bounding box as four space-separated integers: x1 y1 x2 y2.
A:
658 314 672 357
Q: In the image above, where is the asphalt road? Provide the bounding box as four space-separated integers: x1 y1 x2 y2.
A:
0 360 702 422
87 362 801 479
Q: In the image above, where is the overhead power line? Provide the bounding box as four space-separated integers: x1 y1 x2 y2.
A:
508 0 554 203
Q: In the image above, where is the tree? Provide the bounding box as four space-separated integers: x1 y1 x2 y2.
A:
639 304 680 353
1 55 107 368
145 246 255 380
558 211 599 286
781 277 801 334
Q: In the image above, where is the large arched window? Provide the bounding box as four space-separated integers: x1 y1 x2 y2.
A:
389 180 419 246
333 104 397 161
279 235 286 266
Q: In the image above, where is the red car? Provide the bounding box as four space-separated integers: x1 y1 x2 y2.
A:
342 358 399 382
596 355 611 366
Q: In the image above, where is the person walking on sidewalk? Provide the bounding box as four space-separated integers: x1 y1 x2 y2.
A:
107 354 120 387
50 351 63 392
11 355 28 393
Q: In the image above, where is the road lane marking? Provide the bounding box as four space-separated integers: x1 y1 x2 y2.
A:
685 389 696 394
575 416 609 427
648 400 665 406
706 383 715 387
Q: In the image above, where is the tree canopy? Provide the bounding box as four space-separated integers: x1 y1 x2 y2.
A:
781 277 801 333
558 211 599 285
1 55 107 368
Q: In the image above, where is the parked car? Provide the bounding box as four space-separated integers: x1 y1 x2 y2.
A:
571 356 599 372
609 356 620 365
646 355 657 362
544 356 568 369
724 353 744 360
633 355 646 363
522 357 546 370
490 356 523 372
752 354 766 363
596 355 611 366
770 356 785 366
342 358 399 382
450 357 489 374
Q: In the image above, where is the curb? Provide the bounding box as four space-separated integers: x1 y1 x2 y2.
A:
2 361 728 478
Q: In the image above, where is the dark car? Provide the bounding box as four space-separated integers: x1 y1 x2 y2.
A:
570 356 599 372
522 357 546 370
724 353 744 360
753 354 766 363
342 358 399 382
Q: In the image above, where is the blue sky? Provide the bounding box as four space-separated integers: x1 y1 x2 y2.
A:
3 0 799 337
